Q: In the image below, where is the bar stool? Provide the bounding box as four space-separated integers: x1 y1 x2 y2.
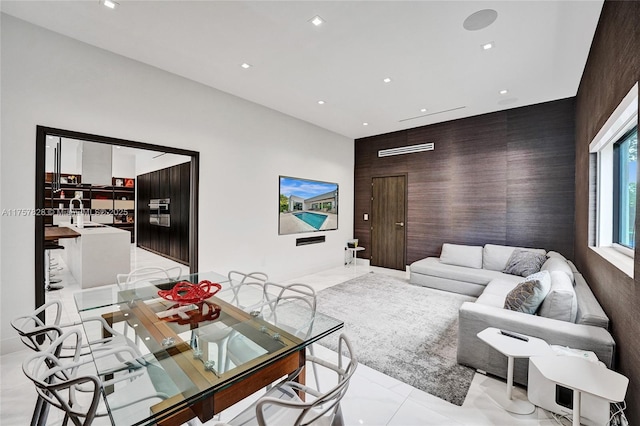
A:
44 241 64 291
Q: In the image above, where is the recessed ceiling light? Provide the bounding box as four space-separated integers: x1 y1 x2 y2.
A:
240 63 252 69
317 100 325 105
482 42 494 50
499 89 509 95
115 146 121 149
101 0 118 9
420 108 427 113
383 77 392 83
363 122 369 126
309 15 325 26
46 145 51 148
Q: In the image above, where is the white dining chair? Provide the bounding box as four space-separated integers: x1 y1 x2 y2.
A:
115 266 184 344
217 333 357 426
22 329 179 426
222 282 321 393
191 271 270 373
226 270 269 312
263 282 321 391
116 265 184 290
11 300 138 360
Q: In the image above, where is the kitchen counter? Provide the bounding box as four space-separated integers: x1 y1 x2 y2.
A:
59 222 130 288
45 226 80 241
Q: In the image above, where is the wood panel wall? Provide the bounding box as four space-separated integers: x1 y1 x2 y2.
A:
137 162 191 264
354 98 576 265
574 0 640 422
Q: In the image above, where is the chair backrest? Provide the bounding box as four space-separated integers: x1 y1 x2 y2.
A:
256 333 358 426
227 270 269 311
116 266 183 289
262 282 317 340
22 330 102 426
11 300 65 354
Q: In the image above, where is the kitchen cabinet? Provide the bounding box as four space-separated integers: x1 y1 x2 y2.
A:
45 173 136 242
136 162 190 264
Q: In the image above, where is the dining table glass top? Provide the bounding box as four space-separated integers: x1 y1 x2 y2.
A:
73 271 343 426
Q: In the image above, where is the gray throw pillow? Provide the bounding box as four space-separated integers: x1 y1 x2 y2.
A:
503 270 551 314
503 249 548 277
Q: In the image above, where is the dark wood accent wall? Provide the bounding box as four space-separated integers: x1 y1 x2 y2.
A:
137 162 191 264
574 1 640 422
355 98 576 265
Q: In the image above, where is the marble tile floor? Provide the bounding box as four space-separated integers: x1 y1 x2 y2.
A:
1 252 568 426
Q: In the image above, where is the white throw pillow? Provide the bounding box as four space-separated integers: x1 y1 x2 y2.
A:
541 257 574 284
538 271 578 322
439 243 483 269
482 244 546 271
546 251 567 261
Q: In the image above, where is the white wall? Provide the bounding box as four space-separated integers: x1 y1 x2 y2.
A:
0 14 354 354
111 148 136 178
44 137 82 174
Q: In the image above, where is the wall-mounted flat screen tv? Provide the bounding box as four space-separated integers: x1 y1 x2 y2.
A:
279 176 338 235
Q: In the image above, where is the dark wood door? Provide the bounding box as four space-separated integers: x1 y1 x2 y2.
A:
371 176 406 270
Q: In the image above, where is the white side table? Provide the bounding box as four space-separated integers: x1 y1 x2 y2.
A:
477 327 555 414
345 246 365 267
530 356 628 426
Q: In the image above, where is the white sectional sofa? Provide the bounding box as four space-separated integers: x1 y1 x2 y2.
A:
409 243 615 385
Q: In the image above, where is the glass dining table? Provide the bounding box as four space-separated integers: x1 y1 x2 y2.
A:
73 271 344 426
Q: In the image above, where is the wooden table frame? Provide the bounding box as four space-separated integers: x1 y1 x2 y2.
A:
101 296 308 426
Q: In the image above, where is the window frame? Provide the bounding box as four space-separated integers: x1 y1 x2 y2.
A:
589 82 638 272
612 126 638 250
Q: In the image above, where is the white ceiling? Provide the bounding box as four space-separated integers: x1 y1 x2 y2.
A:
1 1 603 139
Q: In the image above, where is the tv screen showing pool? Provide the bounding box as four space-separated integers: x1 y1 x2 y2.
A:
279 176 338 235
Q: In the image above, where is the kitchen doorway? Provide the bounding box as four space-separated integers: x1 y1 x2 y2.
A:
35 126 200 310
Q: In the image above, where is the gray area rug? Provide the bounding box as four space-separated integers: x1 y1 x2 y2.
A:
315 272 476 406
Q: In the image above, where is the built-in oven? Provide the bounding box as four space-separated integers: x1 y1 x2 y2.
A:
149 198 170 227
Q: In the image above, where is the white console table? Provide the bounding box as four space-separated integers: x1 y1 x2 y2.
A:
478 327 555 414
530 356 628 426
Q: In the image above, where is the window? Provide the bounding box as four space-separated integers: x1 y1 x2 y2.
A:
613 127 638 249
590 82 638 273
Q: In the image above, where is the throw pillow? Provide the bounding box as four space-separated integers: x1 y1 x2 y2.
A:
439 243 483 269
503 270 551 314
502 249 548 277
482 244 546 271
538 271 578 322
541 257 575 284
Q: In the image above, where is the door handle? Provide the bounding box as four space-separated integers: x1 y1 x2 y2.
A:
395 222 404 227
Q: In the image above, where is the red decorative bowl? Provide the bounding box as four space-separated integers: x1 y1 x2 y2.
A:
158 280 222 304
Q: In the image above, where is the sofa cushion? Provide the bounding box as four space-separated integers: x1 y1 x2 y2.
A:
502 249 548 277
538 271 578 322
566 260 579 274
541 257 574 284
482 244 546 272
476 278 520 307
411 257 523 286
503 270 551 314
439 243 483 269
574 273 609 328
